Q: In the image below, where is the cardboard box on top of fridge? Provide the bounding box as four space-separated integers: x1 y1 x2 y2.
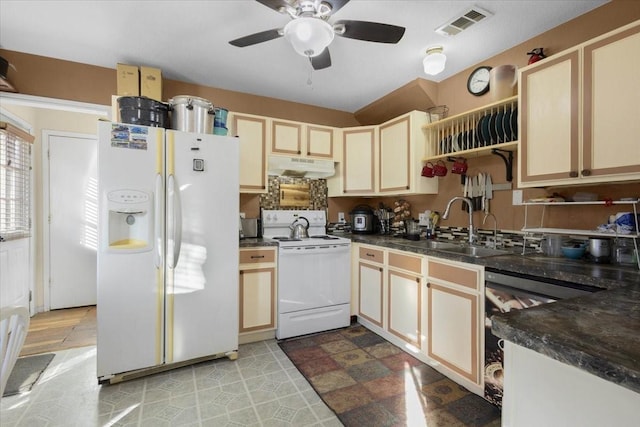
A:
140 66 162 101
117 63 139 96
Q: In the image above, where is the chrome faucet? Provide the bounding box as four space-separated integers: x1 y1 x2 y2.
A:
442 196 474 244
482 212 498 249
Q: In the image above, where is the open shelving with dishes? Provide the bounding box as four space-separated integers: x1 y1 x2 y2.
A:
521 200 640 268
422 96 518 161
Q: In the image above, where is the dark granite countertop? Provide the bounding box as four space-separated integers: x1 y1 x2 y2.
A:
348 234 640 289
345 234 640 394
492 284 640 394
239 238 278 248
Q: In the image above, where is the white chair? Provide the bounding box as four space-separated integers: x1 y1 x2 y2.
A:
0 306 30 397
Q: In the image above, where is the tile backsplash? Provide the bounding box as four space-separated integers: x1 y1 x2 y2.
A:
260 176 328 210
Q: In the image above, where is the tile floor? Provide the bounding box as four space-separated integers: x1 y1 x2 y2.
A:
1 340 341 426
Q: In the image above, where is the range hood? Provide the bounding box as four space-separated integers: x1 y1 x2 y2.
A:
267 155 335 179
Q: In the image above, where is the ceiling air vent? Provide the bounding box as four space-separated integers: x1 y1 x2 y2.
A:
435 7 493 37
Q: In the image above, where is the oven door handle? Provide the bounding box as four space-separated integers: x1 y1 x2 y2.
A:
279 245 350 256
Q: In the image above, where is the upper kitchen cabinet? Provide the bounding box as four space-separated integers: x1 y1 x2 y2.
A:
333 125 377 195
229 113 267 193
379 111 437 195
328 111 438 197
519 21 640 187
271 119 334 159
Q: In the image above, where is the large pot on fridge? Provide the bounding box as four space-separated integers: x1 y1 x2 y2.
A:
168 95 215 133
118 96 169 128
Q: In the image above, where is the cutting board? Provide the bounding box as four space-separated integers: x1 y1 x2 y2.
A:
279 183 310 207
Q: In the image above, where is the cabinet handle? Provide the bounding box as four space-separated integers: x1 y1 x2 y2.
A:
307 151 311 156
366 253 375 257
581 169 592 177
569 171 579 178
250 255 265 259
416 278 420 283
379 267 383 272
297 150 301 155
426 282 430 288
239 271 244 275
406 186 410 190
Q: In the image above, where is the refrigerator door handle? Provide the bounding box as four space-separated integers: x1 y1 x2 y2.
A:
167 174 183 269
154 174 163 269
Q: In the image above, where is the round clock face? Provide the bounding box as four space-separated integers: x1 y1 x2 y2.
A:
468 66 492 96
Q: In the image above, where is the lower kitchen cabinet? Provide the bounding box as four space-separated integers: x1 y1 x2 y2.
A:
352 244 485 397
239 248 277 340
426 257 483 387
357 245 385 327
387 251 424 349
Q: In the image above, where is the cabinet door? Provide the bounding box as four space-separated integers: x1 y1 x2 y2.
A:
427 282 479 384
358 261 383 326
583 25 640 179
388 269 421 348
231 114 267 192
239 267 275 332
343 128 375 194
519 50 580 185
379 116 410 193
307 125 334 158
272 120 301 155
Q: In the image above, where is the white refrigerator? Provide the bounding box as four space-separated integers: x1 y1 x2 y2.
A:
96 121 239 383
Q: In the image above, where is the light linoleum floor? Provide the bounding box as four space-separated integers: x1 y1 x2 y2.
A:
1 340 341 426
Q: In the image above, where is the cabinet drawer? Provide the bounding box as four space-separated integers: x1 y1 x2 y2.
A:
240 249 276 264
427 259 479 291
359 246 384 264
388 251 423 275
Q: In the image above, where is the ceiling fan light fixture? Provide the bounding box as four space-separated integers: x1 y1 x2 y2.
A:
284 17 334 57
423 46 446 75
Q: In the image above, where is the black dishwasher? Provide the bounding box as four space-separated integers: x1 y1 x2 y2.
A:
483 269 600 407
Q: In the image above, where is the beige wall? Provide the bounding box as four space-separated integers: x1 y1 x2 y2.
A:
331 3 640 231
0 50 359 128
3 2 640 242
2 103 104 310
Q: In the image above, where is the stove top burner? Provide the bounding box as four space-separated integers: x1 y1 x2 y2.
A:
310 235 341 240
271 236 302 242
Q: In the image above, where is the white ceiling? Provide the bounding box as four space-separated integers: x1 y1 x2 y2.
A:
0 0 608 113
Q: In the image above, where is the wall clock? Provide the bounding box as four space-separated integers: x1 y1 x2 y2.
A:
467 66 492 96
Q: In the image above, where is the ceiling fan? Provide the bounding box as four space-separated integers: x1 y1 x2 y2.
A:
229 0 406 70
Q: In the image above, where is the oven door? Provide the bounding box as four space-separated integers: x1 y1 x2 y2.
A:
278 244 351 314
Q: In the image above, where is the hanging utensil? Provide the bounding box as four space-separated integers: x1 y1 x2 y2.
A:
479 173 485 212
485 174 493 214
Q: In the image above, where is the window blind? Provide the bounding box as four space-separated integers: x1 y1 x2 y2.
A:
1 122 34 241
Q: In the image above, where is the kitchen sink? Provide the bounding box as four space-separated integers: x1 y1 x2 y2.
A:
421 240 460 250
438 245 512 258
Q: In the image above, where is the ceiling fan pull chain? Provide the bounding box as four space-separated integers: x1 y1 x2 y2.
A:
307 64 313 87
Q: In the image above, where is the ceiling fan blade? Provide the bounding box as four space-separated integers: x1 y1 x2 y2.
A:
310 48 332 70
334 20 406 43
229 29 282 47
255 0 291 14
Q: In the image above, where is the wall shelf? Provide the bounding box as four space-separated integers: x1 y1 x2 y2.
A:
422 96 518 162
521 200 639 269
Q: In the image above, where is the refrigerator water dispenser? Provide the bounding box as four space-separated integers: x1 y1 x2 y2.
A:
106 189 153 252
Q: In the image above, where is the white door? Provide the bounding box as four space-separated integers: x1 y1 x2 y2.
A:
45 132 98 309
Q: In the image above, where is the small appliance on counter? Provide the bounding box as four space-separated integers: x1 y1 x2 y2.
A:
404 219 421 241
240 218 260 238
350 205 375 234
587 237 612 263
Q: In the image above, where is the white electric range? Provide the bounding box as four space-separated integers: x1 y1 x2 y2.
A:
262 210 352 339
